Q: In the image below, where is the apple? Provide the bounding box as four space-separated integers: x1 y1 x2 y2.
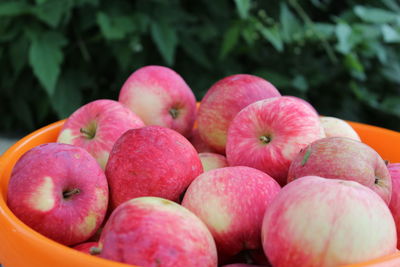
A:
7 143 109 246
388 163 400 248
287 137 392 204
105 125 203 209
226 96 324 186
98 197 218 267
181 166 281 260
221 264 268 267
189 128 217 153
197 74 281 153
199 152 228 172
319 116 361 141
262 176 397 267
57 99 145 169
73 242 100 255
118 65 197 137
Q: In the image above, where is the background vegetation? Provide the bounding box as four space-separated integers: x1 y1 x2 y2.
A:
1 0 399 135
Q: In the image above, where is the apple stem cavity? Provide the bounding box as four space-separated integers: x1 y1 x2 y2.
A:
63 188 81 199
259 135 271 144
80 121 97 139
169 108 179 119
89 246 102 255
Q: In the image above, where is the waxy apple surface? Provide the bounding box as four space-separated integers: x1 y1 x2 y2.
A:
320 116 361 141
57 99 145 169
7 143 109 246
262 176 397 267
106 126 203 209
99 197 218 267
388 163 400 248
197 74 281 153
287 137 392 204
199 152 228 172
118 65 197 137
182 166 281 259
226 96 324 185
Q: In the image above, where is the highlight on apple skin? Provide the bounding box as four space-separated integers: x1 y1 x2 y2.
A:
7 143 109 246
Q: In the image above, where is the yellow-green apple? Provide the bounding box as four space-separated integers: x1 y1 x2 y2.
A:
262 176 397 267
197 74 281 153
181 166 281 261
226 96 324 186
388 163 400 248
73 241 100 255
98 197 218 267
57 99 145 169
7 143 109 246
319 116 361 141
105 126 203 209
199 152 228 172
287 137 391 204
118 65 197 137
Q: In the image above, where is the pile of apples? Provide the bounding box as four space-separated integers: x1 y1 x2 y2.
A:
6 65 400 267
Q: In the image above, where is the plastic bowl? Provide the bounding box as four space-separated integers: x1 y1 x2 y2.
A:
1 120 400 267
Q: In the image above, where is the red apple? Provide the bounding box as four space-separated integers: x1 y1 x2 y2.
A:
98 197 218 267
320 116 361 141
199 152 228 172
388 163 400 248
105 125 203 209
226 96 324 186
287 137 392 204
221 265 268 267
197 74 281 153
118 65 197 137
189 128 217 153
73 242 100 255
181 166 281 260
57 99 145 169
262 176 397 267
7 143 109 246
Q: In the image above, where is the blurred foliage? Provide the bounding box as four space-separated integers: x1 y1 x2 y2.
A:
0 0 400 134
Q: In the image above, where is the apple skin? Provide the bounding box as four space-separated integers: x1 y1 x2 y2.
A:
98 197 218 267
73 241 100 255
199 152 228 172
226 96 324 186
197 74 281 153
388 163 400 248
319 116 361 141
287 137 392 204
221 264 268 267
181 166 281 259
118 65 197 137
7 143 109 246
57 99 145 169
105 125 203 209
262 176 397 267
189 128 218 153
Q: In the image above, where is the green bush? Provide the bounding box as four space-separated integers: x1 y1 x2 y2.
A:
1 0 399 134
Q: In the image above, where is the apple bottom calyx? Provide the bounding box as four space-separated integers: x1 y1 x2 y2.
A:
62 188 80 199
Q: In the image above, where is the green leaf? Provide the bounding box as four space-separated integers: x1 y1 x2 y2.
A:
301 147 312 166
150 21 178 66
234 0 251 20
344 53 365 80
0 1 31 16
10 34 29 75
354 5 399 24
382 62 400 84
280 2 302 42
292 75 308 92
32 0 70 28
382 24 400 43
382 0 400 12
219 23 241 59
335 23 352 54
29 31 67 96
253 69 292 88
381 96 400 116
182 36 211 69
257 24 283 52
96 12 136 40
74 0 100 7
313 23 335 39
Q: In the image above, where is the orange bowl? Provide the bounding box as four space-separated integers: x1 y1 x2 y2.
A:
0 120 400 267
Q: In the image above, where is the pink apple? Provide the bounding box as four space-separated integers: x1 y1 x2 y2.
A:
199 152 228 172
197 74 281 153
189 128 218 153
226 96 324 186
118 65 197 137
287 137 392 204
320 116 361 141
105 125 203 209
73 241 100 255
262 176 397 267
98 197 218 267
57 99 145 169
388 163 400 248
221 265 268 267
181 166 281 260
7 143 109 246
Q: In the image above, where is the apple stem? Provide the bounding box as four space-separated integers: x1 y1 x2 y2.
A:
259 135 271 144
169 108 179 119
89 246 102 255
63 188 81 199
